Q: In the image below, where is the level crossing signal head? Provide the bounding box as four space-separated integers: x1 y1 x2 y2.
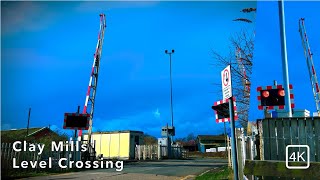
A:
63 113 90 130
212 103 230 119
212 98 238 123
260 88 285 106
257 84 294 110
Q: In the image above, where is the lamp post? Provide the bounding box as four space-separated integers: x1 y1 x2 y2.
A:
165 49 175 138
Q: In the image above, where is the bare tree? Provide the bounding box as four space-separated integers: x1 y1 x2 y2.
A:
143 134 157 145
211 8 256 129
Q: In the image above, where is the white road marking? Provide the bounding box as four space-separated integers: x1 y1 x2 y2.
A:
180 175 196 180
198 169 211 177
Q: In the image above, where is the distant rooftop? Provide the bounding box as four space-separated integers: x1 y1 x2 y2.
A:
0 126 63 143
197 135 226 141
1 127 48 137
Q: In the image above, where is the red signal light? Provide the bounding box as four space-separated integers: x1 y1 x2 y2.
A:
278 89 285 97
262 91 269 98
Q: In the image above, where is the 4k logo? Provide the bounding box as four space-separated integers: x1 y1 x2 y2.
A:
286 145 310 169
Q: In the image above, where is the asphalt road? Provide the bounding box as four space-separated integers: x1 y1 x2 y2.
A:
23 158 228 180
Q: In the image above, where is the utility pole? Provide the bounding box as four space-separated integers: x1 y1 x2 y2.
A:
165 49 175 141
278 0 292 117
26 108 31 136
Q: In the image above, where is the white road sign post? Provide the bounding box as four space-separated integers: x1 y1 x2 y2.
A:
221 65 239 180
221 65 232 99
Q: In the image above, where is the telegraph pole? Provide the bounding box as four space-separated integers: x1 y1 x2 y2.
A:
26 108 31 136
165 49 175 141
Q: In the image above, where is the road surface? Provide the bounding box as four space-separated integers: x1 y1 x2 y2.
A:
23 158 227 180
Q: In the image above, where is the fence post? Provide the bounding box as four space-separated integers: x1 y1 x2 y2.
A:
146 145 148 160
134 145 137 160
153 145 156 160
151 145 153 159
236 129 244 180
227 138 231 167
258 120 264 160
136 145 138 160
138 145 141 160
250 136 255 160
158 145 161 160
241 130 246 163
150 145 152 159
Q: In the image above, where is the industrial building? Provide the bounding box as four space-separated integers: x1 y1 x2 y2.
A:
83 130 144 160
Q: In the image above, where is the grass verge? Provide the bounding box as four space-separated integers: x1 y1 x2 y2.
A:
188 151 227 159
195 166 233 180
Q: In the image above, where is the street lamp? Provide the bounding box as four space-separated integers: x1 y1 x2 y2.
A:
165 49 175 133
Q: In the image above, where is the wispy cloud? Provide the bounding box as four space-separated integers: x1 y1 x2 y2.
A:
153 108 161 119
74 1 160 13
1 2 58 35
2 48 52 66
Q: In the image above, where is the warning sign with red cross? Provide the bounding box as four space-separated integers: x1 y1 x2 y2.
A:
221 65 232 99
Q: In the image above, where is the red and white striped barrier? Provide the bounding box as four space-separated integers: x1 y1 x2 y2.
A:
257 84 294 110
302 19 320 94
79 14 107 136
213 97 238 123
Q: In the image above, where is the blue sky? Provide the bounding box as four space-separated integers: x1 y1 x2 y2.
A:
1 1 319 138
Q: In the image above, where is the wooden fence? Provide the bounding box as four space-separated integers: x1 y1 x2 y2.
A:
1 142 63 174
135 144 188 160
0 139 88 176
135 145 159 160
258 117 320 162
